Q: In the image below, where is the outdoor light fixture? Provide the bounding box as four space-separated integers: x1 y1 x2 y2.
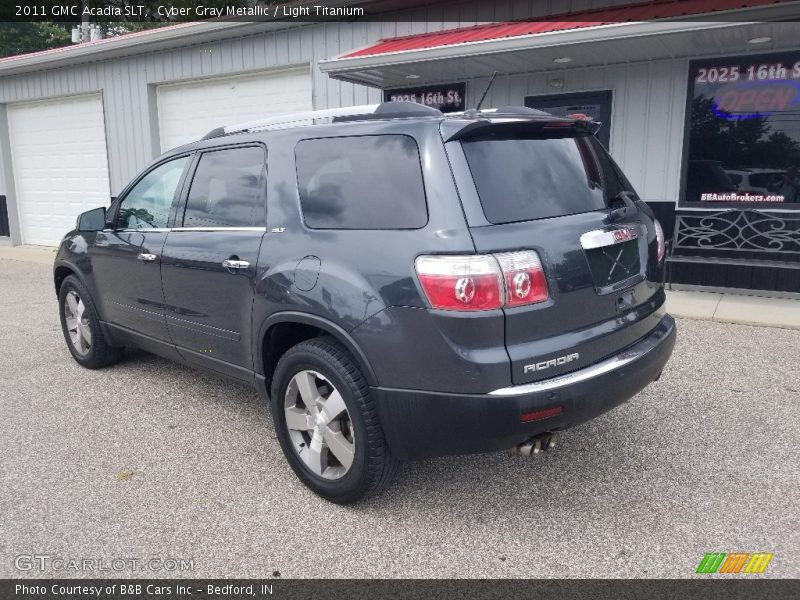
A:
747 36 772 44
549 78 565 89
553 57 573 63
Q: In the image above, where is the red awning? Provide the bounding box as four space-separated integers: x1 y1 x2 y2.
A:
342 0 788 59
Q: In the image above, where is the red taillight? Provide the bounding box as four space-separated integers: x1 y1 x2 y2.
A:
415 250 548 311
495 251 548 307
520 405 563 423
415 255 503 311
654 219 665 263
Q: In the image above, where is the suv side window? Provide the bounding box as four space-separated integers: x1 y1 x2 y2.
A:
182 147 266 228
295 135 428 229
116 156 189 229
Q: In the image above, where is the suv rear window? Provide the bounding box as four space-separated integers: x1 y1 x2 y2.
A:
462 134 626 224
295 135 428 230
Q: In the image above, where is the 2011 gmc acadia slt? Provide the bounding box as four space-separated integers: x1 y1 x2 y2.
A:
54 102 676 503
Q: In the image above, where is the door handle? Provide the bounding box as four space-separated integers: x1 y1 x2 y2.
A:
222 259 250 270
137 253 157 262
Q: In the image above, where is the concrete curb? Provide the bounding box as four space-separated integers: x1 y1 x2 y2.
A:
666 290 800 331
0 244 57 265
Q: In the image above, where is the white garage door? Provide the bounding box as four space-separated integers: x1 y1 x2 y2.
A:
7 94 111 246
157 68 313 152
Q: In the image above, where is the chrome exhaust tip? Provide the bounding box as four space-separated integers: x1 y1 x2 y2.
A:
514 440 535 457
511 432 559 456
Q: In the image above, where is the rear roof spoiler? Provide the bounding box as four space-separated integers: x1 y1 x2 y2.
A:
443 115 602 142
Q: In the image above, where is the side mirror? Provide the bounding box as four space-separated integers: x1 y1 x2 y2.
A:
77 207 107 232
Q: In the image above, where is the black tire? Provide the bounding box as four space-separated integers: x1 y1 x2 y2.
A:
270 336 398 504
58 275 124 369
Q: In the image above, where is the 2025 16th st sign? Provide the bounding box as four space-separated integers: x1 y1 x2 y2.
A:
384 82 466 113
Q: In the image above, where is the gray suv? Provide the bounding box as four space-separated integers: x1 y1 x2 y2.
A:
55 102 676 503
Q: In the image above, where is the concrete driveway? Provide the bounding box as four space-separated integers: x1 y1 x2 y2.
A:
1 257 798 578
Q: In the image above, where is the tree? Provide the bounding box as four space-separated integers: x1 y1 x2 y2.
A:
689 94 770 167
0 1 271 58
0 22 72 58
756 130 800 169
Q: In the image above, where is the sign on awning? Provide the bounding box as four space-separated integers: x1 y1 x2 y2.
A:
384 82 466 113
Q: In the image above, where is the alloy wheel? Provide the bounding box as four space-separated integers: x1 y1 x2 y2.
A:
284 369 355 480
64 290 92 356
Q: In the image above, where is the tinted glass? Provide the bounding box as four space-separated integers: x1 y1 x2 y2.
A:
183 147 266 228
116 156 188 229
727 173 743 185
686 161 736 203
686 51 800 205
749 172 784 190
296 135 427 229
588 136 637 201
462 134 609 224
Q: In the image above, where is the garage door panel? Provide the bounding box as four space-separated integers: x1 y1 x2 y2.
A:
157 68 312 152
8 94 111 246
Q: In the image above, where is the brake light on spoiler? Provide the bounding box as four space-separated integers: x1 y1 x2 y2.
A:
415 251 548 311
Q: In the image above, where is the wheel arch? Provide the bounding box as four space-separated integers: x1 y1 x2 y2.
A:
54 260 112 332
54 261 83 297
257 312 378 388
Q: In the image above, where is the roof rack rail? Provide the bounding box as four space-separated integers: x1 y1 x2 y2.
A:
223 104 379 136
200 101 443 141
333 101 442 123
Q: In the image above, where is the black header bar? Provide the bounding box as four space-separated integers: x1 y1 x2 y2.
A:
4 0 799 23
3 579 800 600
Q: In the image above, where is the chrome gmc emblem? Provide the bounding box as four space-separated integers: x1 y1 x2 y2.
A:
580 225 642 250
612 228 638 243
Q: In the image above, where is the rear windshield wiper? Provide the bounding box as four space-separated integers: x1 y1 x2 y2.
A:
605 191 638 224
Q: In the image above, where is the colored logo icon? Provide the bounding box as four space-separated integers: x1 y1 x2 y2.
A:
696 552 773 574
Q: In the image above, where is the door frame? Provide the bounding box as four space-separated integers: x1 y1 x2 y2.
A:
5 92 112 246
170 141 268 229
106 151 198 231
93 152 196 343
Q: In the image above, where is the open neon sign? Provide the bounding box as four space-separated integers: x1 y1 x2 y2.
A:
712 79 800 120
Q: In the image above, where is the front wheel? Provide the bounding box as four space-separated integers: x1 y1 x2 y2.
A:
270 336 397 504
58 275 123 368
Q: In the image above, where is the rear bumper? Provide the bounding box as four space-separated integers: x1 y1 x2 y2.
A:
372 314 676 460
